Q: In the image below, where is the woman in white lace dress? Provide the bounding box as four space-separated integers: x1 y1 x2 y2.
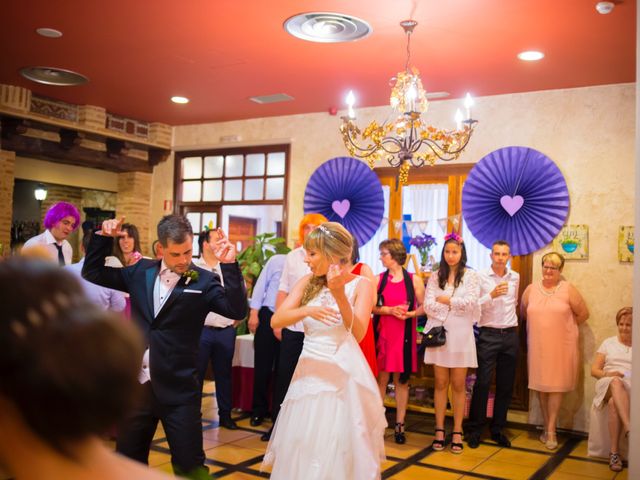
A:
263 222 386 479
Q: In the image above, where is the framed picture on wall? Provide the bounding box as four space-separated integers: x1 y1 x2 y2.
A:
618 226 634 263
552 225 589 260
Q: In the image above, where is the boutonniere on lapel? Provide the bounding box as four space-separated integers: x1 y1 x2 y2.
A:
183 269 199 285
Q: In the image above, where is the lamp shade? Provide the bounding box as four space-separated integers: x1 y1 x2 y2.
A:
461 146 569 256
34 184 48 201
304 157 384 245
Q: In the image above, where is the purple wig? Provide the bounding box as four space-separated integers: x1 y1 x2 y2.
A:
43 202 81 231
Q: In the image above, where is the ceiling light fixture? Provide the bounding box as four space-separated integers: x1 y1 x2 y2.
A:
20 66 88 86
340 20 477 186
36 27 63 38
171 96 189 104
517 50 545 61
595 1 616 14
284 12 371 43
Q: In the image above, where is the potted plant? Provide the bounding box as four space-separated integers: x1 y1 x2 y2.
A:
235 232 290 334
237 232 291 295
409 233 437 272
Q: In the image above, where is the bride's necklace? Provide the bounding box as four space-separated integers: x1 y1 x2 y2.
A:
538 281 560 297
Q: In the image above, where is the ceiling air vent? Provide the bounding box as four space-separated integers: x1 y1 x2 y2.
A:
250 93 294 104
284 12 372 43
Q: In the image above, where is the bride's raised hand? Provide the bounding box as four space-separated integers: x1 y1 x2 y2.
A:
305 306 341 326
326 263 348 292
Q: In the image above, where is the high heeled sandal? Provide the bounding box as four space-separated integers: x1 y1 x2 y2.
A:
545 432 558 450
609 452 623 472
450 431 464 454
431 428 445 451
394 422 406 444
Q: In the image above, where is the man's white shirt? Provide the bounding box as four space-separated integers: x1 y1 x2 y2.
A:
477 267 520 328
277 247 310 332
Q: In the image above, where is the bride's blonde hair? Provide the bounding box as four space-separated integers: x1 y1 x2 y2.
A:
300 222 353 305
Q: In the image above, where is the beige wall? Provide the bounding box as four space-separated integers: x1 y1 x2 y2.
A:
166 83 635 431
14 155 118 192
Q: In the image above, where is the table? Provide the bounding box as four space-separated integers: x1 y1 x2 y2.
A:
232 334 255 411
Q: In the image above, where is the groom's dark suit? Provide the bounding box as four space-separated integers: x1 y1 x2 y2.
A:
82 234 247 474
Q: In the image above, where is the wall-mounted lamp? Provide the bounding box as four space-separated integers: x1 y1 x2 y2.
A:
34 184 48 204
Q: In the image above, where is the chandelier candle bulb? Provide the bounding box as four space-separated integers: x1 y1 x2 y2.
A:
464 93 474 120
455 109 463 131
346 90 356 119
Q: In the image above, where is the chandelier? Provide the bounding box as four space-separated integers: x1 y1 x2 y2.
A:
340 20 478 185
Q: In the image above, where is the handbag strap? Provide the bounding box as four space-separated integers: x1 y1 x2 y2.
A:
440 287 456 327
399 269 415 384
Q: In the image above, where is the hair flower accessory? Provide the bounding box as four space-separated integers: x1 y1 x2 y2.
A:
444 232 463 243
183 269 199 285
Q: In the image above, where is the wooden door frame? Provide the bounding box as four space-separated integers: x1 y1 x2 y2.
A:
375 164 531 411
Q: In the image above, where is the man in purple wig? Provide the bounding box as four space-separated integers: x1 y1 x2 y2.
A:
23 201 80 266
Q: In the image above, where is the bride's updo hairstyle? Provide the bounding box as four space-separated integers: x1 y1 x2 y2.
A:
300 222 353 305
0 258 143 456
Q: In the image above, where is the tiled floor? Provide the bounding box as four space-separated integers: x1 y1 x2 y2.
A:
137 383 628 479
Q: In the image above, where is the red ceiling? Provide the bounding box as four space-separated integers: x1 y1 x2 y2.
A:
0 0 635 126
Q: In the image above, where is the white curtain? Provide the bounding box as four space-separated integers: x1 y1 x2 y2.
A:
358 186 390 275
402 184 449 273
358 183 492 275
462 219 492 271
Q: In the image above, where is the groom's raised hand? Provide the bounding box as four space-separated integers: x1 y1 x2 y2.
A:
99 216 126 237
212 228 237 263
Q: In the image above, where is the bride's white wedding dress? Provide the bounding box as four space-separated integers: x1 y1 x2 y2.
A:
262 277 386 479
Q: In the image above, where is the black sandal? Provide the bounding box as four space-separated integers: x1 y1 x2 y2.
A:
450 431 464 454
394 422 406 444
431 428 445 451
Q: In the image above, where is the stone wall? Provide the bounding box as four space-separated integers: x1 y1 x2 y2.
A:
0 150 15 254
116 172 153 255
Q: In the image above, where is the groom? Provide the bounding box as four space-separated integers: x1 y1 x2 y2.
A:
83 214 247 475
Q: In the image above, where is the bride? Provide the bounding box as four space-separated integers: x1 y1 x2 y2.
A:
262 222 386 479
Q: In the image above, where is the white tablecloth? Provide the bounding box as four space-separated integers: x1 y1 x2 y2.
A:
232 333 254 368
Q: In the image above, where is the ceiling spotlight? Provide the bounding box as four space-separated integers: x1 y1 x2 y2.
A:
595 1 615 14
517 51 545 61
36 27 63 38
171 96 189 104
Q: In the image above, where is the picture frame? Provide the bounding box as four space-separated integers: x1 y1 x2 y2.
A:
552 225 589 260
618 226 634 263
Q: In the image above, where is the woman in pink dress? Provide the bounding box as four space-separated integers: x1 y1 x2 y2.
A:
521 252 589 449
424 233 479 454
372 239 424 444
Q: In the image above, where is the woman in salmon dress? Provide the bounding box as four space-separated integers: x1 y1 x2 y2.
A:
521 252 589 450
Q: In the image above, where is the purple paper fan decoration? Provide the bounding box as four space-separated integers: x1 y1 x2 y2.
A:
462 146 569 256
304 157 384 245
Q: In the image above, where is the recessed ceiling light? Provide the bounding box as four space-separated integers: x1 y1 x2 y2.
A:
284 12 371 43
517 51 545 61
20 66 88 86
36 27 63 38
171 96 189 104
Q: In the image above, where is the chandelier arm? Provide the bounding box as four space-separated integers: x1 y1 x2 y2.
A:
342 132 379 158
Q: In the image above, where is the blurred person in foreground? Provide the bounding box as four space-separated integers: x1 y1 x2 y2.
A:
0 258 175 480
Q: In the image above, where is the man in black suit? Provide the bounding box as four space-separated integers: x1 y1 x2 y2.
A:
83 214 247 476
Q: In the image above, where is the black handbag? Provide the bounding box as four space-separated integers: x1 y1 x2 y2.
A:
421 325 447 347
